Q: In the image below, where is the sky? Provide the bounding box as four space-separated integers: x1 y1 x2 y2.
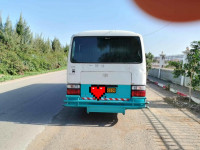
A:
1 0 200 56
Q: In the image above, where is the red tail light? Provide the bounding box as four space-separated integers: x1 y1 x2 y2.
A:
67 89 80 95
131 90 146 97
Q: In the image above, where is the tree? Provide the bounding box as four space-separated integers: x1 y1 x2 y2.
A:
4 16 12 35
52 37 62 52
44 38 52 53
64 44 69 53
16 14 32 45
0 14 3 31
16 14 24 36
170 41 200 102
1 16 15 49
0 14 3 41
146 52 154 73
167 60 183 70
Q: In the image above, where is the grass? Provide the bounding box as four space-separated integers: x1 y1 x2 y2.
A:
0 66 67 82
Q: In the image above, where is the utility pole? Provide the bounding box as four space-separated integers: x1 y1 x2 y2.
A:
158 51 165 78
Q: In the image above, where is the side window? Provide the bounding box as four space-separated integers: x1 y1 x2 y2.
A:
71 40 75 58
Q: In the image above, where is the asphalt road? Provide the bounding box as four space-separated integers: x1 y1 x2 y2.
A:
0 70 200 150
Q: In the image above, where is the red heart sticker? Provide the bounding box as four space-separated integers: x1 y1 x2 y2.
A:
90 86 106 100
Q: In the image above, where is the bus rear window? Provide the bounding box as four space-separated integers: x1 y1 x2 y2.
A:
71 36 142 63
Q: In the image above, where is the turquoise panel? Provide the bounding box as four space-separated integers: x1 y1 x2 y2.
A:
81 84 131 99
87 106 125 114
64 95 147 114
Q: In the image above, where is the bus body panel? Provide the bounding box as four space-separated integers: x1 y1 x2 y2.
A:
64 30 147 114
67 63 146 85
81 72 131 85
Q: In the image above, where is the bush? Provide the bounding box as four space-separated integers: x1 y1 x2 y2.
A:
0 14 68 76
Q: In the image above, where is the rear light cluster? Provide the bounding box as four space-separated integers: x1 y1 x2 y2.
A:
131 85 146 97
67 84 80 95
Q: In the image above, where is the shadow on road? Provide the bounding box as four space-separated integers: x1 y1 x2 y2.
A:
0 83 118 127
148 100 175 109
52 107 118 127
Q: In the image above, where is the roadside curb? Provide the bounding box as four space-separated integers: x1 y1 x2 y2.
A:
147 78 200 104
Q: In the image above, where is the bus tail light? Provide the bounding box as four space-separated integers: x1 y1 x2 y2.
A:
67 89 80 95
131 90 146 97
131 86 146 97
67 84 80 95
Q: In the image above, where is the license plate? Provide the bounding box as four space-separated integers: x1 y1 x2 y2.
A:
107 87 116 93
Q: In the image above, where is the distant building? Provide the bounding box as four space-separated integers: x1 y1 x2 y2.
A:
165 54 184 62
152 54 184 68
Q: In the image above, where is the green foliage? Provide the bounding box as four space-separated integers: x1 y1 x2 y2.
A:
16 14 32 45
167 61 185 78
4 16 12 34
0 15 3 31
170 42 200 89
169 41 200 101
0 14 68 76
184 41 200 89
146 52 154 72
52 37 62 52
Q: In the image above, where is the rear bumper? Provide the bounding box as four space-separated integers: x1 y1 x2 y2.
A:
64 95 147 114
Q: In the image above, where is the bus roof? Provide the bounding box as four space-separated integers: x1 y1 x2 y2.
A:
72 30 141 37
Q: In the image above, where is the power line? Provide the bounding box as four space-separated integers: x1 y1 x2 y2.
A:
143 23 171 37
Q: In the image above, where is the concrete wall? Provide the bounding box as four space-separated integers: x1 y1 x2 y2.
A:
149 68 182 85
184 77 190 87
149 68 200 91
160 69 182 85
148 68 159 78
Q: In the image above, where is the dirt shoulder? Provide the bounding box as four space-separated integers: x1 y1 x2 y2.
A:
148 81 200 118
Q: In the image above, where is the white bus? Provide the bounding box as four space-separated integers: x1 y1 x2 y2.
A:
64 30 147 114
